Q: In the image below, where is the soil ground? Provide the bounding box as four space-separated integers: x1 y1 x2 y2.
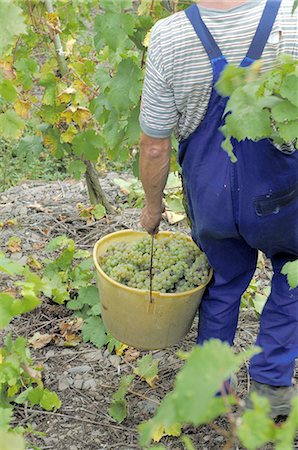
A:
0 175 297 450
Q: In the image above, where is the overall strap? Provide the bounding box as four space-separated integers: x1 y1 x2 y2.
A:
245 0 282 62
185 4 223 62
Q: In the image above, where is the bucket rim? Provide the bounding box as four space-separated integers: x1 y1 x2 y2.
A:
93 229 212 298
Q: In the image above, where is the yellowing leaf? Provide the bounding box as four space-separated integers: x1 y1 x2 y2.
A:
61 125 78 143
115 343 129 356
164 210 186 225
61 105 76 124
0 353 3 364
73 106 92 129
7 236 22 253
143 29 152 48
65 38 76 57
14 99 30 119
43 133 58 153
152 425 164 442
134 354 159 387
45 12 61 33
57 87 76 104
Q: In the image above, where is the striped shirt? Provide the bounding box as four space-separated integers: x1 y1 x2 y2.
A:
140 0 298 142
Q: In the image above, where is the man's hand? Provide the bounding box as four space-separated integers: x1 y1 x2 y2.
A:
140 203 165 235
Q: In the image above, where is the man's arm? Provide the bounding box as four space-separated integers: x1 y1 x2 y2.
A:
139 133 171 235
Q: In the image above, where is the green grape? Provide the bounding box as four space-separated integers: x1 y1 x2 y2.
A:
99 234 210 294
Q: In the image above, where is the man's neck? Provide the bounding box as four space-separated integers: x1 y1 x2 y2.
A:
198 0 248 10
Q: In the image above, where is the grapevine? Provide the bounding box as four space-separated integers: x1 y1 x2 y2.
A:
100 234 210 293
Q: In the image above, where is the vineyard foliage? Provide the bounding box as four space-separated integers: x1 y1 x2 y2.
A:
216 55 298 162
0 0 187 189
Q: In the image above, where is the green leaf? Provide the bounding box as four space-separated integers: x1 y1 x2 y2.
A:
0 294 15 329
181 435 196 450
0 406 13 429
72 130 103 161
0 110 25 140
271 100 298 122
173 340 259 425
0 79 18 102
277 121 298 143
68 160 86 180
15 58 39 90
280 73 298 106
94 12 135 52
68 286 99 311
15 135 43 164
107 59 143 112
126 105 141 146
237 393 276 450
82 316 106 347
281 260 298 289
109 374 135 422
0 1 27 56
0 431 25 450
46 235 72 252
93 204 106 220
134 354 159 387
109 399 127 423
39 388 61 411
275 397 298 450
15 387 34 405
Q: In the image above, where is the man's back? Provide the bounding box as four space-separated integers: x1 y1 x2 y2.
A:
140 0 297 141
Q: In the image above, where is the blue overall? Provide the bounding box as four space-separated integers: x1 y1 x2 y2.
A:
179 1 298 387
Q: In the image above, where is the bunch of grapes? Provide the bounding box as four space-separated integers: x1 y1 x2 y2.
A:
99 234 210 293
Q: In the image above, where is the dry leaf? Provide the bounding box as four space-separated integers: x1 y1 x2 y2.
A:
29 332 54 349
164 210 186 225
32 242 45 251
123 347 140 362
59 317 84 335
7 236 22 253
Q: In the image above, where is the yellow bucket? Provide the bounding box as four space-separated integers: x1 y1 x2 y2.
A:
93 230 212 350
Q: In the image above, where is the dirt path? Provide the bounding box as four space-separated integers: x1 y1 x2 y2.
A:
0 177 295 450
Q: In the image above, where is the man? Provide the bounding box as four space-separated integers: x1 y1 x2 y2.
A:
139 0 298 418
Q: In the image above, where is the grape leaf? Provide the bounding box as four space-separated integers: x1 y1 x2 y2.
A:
0 1 27 56
16 135 43 164
280 74 298 107
0 406 13 429
277 121 298 143
72 130 103 161
181 435 196 450
275 398 298 450
0 110 25 140
68 286 99 311
0 252 23 275
93 204 106 220
134 354 159 387
82 316 106 347
173 340 259 425
271 100 298 122
0 79 18 102
39 388 61 411
237 393 275 450
107 59 143 112
15 58 39 91
109 374 135 423
68 160 86 180
281 260 298 289
94 12 135 52
0 431 25 450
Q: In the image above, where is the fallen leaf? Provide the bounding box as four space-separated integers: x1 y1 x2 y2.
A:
7 236 22 253
123 347 140 362
164 210 186 225
29 332 54 349
32 242 45 251
59 317 84 335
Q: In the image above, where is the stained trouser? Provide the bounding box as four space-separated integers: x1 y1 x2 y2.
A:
179 1 298 387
